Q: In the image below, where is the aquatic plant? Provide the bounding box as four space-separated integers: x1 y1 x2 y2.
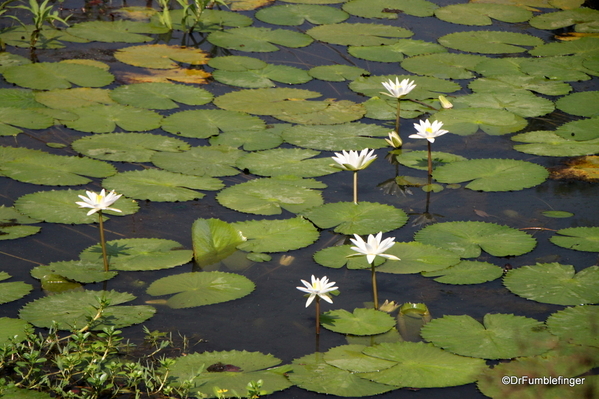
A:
297 275 338 335
330 149 377 204
409 119 449 176
380 77 416 145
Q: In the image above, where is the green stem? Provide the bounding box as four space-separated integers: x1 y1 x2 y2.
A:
427 141 433 177
353 171 358 205
98 211 109 272
395 98 401 140
315 297 320 335
371 262 378 310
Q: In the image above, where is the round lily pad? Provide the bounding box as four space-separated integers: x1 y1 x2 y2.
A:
342 0 437 18
313 245 385 270
232 217 320 253
0 317 33 345
152 145 243 177
146 271 254 308
0 107 54 136
34 87 115 109
79 238 193 271
68 20 167 42
438 31 543 54
503 263 599 305
306 23 412 46
349 74 460 100
236 148 337 177
19 290 155 330
214 87 324 116
469 75 572 96
209 124 287 151
348 39 446 63
208 55 267 71
421 313 557 359
301 202 408 235
0 205 41 240
212 64 312 88
308 65 368 82
114 44 209 69
255 4 349 25
321 308 396 335
453 91 554 118
281 123 389 151
377 242 461 274
207 26 313 52
31 260 117 283
431 108 528 135
2 61 114 90
396 151 467 171
110 82 213 109
529 7 599 30
556 91 599 117
0 272 32 304
528 36 599 57
162 109 265 139
435 3 532 25
512 130 599 157
550 227 599 252
422 260 504 284
401 53 487 80
64 104 162 133
414 221 536 258
554 118 599 141
547 305 599 347
324 344 398 373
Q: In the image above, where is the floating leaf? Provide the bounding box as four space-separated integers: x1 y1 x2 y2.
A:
35 88 115 109
208 27 313 52
0 107 54 136
214 88 324 115
255 4 349 25
435 3 532 25
453 91 554 118
542 210 574 218
274 99 365 125
512 130 599 157
68 20 167 42
281 123 388 151
217 178 323 215
432 108 527 135
550 227 599 252
420 314 557 359
360 341 486 388
103 169 223 202
321 308 396 335
349 74 460 100
556 91 599 117
414 221 536 258
438 31 543 54
396 151 467 171
0 206 41 240
232 217 320 253
307 23 412 46
31 260 117 283
401 53 487 80
208 55 267 71
19 290 155 330
302 202 408 235
342 0 438 18
376 242 461 274
554 118 599 141
547 305 599 347
529 37 599 57
0 88 43 108
348 39 446 63
212 64 312 88
236 148 337 177
65 104 162 133
209 124 287 151
14 189 137 224
469 75 572 96
433 158 548 191
80 238 193 271
192 219 247 267
0 318 33 345
529 7 599 30
519 55 596 82
118 68 211 84
146 271 254 308
0 273 32 304
0 25 88 49
2 61 114 90
313 245 384 270
422 260 503 284
550 155 599 181
114 44 209 69
152 145 243 177
0 52 31 73
110 82 213 109
162 109 265 139
324 344 398 373
308 65 368 81
504 263 599 305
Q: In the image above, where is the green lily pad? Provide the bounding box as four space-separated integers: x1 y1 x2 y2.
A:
438 31 543 54
530 7 599 30
342 0 438 18
0 317 33 345
207 27 313 52
421 313 557 359
362 96 436 120
0 107 52 136
30 260 117 283
360 341 486 387
170 350 292 398
274 99 365 125
114 44 209 69
306 23 412 46
348 39 446 63
64 104 162 133
321 308 396 335
550 227 599 252
529 37 599 57
547 305 599 347
422 260 504 284
2 61 114 90
217 178 323 215
162 109 265 139
152 9 253 32
302 202 408 235
209 124 288 151
542 210 574 218
556 91 599 117
110 82 213 110
80 238 193 271
520 55 596 81
313 245 385 270
289 353 396 396
72 133 190 162
0 88 43 108
435 3 532 25
208 55 267 71
512 130 599 157
433 158 548 191
396 151 467 171
214 88 324 116
469 75 572 96
255 4 349 25
401 53 487 80
13 189 137 224
19 290 155 330
349 74 460 100
376 242 461 274
453 91 554 118
432 108 527 135
554 118 599 141
0 206 41 240
34 87 115 109
68 20 168 43
414 221 537 258
213 64 312 88
504 263 599 305
0 52 31 73
0 272 32 304
102 169 223 202
236 148 337 177
232 217 320 253
324 344 398 372
152 145 243 177
0 220 39 241
192 218 247 267
146 271 254 308
281 123 389 151
308 65 368 81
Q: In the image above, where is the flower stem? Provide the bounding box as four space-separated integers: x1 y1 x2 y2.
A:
353 171 358 204
98 210 109 272
427 141 433 177
395 98 401 143
371 262 378 310
315 297 321 335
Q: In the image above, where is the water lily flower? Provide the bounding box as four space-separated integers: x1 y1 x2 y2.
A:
348 232 400 264
381 77 416 99
438 95 453 109
296 275 338 307
409 119 449 143
331 149 377 171
385 131 403 148
76 189 122 215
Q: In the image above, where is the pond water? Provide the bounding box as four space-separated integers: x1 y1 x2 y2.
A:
0 0 598 397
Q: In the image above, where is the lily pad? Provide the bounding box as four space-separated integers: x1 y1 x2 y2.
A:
395 151 467 171
65 104 162 133
401 53 487 80
453 91 554 118
162 109 265 139
114 44 210 69
0 272 32 304
34 88 115 109
547 305 599 347
274 99 366 125
2 61 114 90
469 75 572 96
118 67 211 84
321 308 396 335
72 133 190 162
431 108 527 135
208 55 267 71
308 65 368 81
414 221 537 258
209 124 287 151
152 145 243 177
306 23 412 46
529 37 599 57
342 0 438 18
207 27 313 52
554 118 599 141
556 91 599 117
438 31 543 54
213 64 312 88
504 262 599 305
313 245 385 270
376 242 461 274
0 317 33 345
68 20 168 42
110 82 213 109
529 7 599 30
512 130 599 157
214 87 324 116
19 290 155 330
302 202 408 235
435 3 532 25
0 206 41 240
422 260 503 284
255 4 349 25
550 227 599 252
13 189 137 224
0 25 88 49
348 39 446 63
0 107 50 136
433 158 548 191
102 169 223 202
79 238 193 271
520 55 596 81
146 271 254 308
0 52 31 73
192 218 247 267
30 260 117 283
349 74 460 100
281 123 389 151
324 344 398 373
420 313 557 359
236 148 337 177
232 217 320 253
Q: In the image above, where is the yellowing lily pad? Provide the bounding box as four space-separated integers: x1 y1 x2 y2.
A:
118 68 211 84
115 44 210 69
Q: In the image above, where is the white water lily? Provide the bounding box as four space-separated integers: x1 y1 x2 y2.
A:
296 275 338 307
331 149 377 171
76 189 122 216
349 232 400 264
385 130 402 148
409 119 449 143
381 77 416 99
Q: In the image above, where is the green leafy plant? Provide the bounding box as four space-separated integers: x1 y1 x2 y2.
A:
12 0 70 48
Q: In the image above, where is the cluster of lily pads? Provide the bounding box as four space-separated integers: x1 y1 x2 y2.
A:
0 0 599 397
